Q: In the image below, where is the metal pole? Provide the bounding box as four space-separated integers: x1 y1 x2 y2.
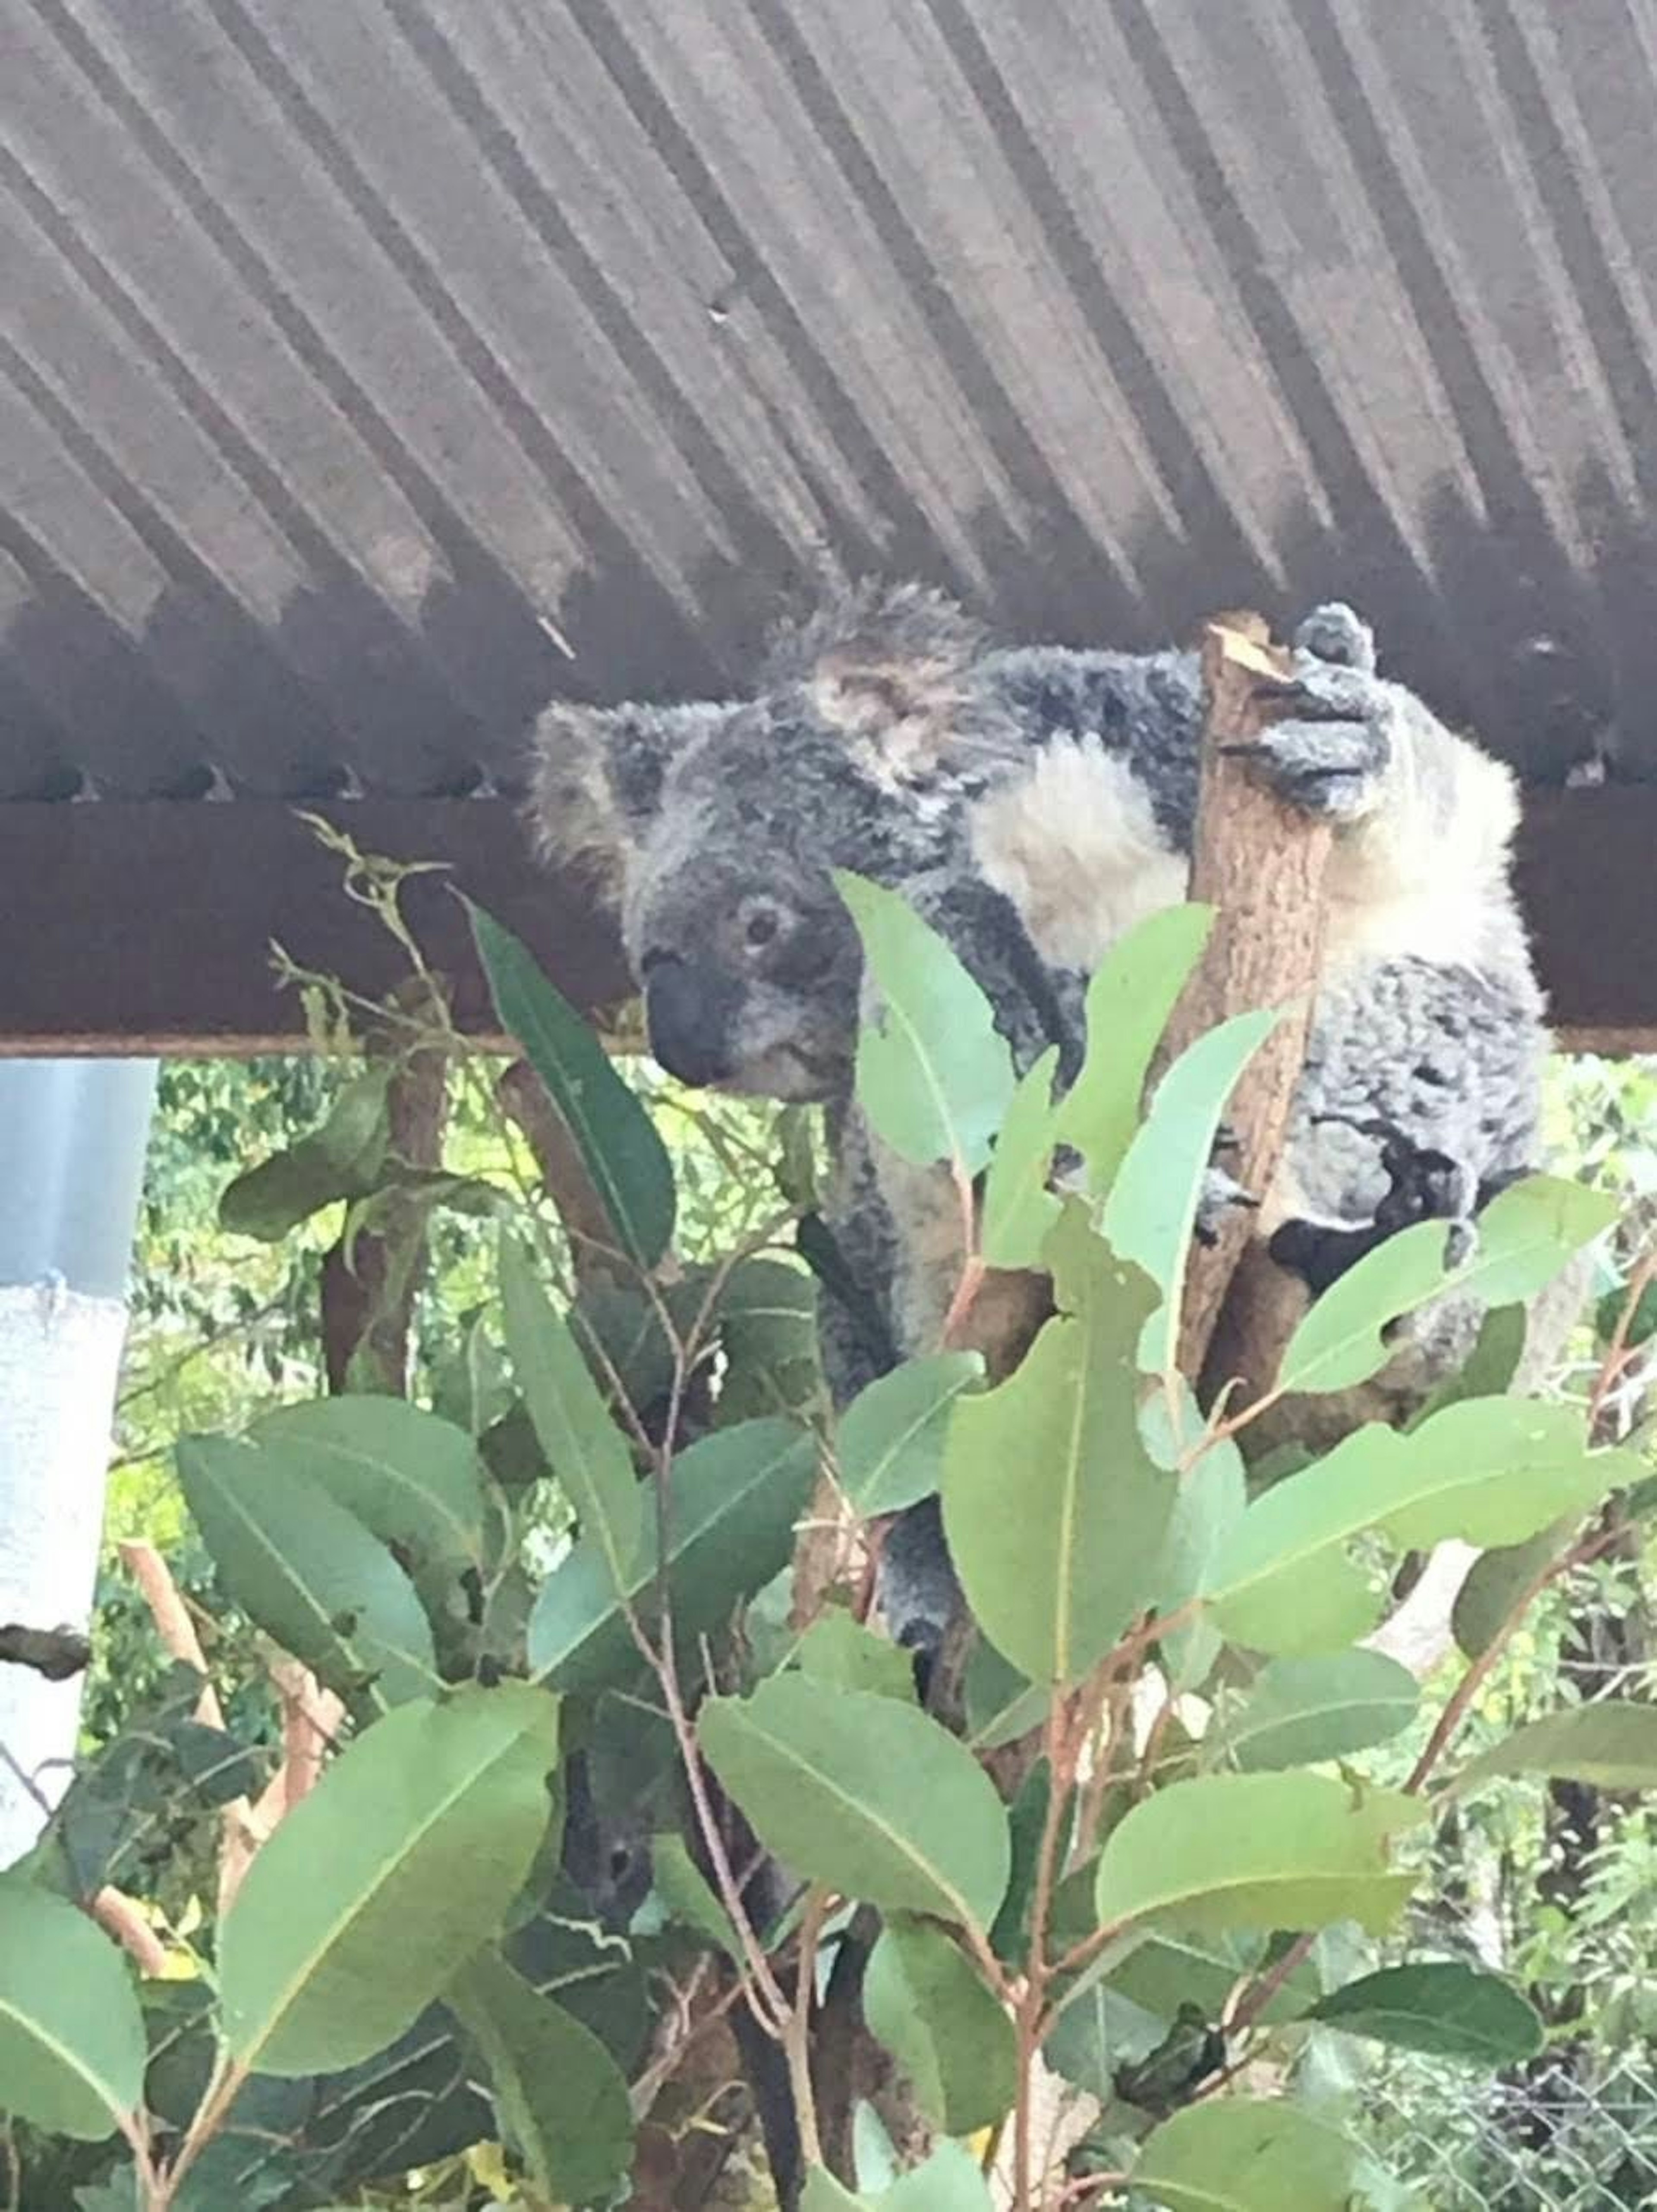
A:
0 1059 158 1868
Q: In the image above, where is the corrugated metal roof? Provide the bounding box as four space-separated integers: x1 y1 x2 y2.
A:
3 0 1654 806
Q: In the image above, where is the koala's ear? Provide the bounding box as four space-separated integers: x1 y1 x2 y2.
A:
768 580 990 788
526 700 706 904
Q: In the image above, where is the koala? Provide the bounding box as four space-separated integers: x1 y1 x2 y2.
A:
527 583 1550 1673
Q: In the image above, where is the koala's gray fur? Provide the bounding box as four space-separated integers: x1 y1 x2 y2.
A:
528 583 1552 1665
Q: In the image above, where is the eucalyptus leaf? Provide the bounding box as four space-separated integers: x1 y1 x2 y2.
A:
178 1434 439 1708
468 902 675 1270
1219 1651 1419 1773
528 1418 817 1690
864 1917 1017 2135
1055 904 1214 1195
1448 1701 1657 1796
219 1684 560 2076
1102 1009 1278 1371
1094 1773 1424 1939
699 1675 1010 1930
797 1611 917 1702
447 1949 633 2205
218 1068 392 1241
980 1046 1062 1267
1207 1401 1636 1657
804 2140 994 2212
501 1235 643 1585
650 1832 742 1957
0 1881 146 2140
837 871 1016 1175
943 1207 1168 1684
1278 1175 1615 1399
252 1397 486 1574
1155 1425 1245 1695
838 1351 985 1517
1134 2097 1361 2212
1310 1961 1544 2064
1450 1523 1569 1659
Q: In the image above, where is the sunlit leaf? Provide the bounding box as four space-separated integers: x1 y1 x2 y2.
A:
1094 1773 1424 1939
1134 2098 1361 2212
1448 1701 1657 1796
219 1685 560 2076
1219 1652 1419 1773
468 903 675 1270
796 1611 917 1702
837 872 1016 1175
1055 904 1214 1195
944 1207 1168 1684
1207 1401 1635 1656
1277 1176 1615 1398
980 1047 1062 1267
699 1675 1010 1930
0 1882 145 2140
1102 1010 1277 1372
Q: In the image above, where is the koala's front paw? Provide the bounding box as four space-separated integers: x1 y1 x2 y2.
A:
1194 1162 1260 1248
1293 601 1377 674
1228 640 1394 820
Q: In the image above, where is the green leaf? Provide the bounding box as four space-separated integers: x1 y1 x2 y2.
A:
1134 2098 1361 2212
447 1949 632 2204
650 1832 742 1957
1102 1009 1278 1371
1449 1701 1657 1796
864 1917 1017 2135
177 1435 439 1708
1220 1652 1420 1773
797 1611 918 1702
501 1237 642 1587
943 1207 1169 1684
699 1676 1010 1930
962 1639 1048 1752
803 2141 994 2212
1094 1773 1424 1940
468 902 675 1270
218 1068 393 1240
252 1397 486 1575
715 1257 823 1427
1310 1962 1544 2064
838 1352 985 1517
0 1882 146 2140
1055 904 1214 1194
219 1684 560 2076
980 1047 1062 1267
1207 1401 1635 1657
528 1419 817 1690
1154 1420 1245 1695
1451 1523 1570 1659
1102 1929 1315 2028
1278 1175 1615 1398
837 872 1017 1175
1404 1301 1528 1430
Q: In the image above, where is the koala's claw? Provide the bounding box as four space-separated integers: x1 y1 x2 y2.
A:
1230 654 1392 820
1293 601 1377 675
1194 1164 1260 1248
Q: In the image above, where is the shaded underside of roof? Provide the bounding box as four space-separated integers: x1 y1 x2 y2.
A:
2 0 1656 816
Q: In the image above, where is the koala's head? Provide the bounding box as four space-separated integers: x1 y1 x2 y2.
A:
527 584 1011 1101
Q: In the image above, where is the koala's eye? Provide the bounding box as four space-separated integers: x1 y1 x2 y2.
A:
608 1843 633 1881
740 901 784 952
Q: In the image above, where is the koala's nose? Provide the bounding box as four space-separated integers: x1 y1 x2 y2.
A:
642 954 735 1089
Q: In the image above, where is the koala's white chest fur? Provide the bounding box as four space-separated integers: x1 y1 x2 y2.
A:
968 738 1188 972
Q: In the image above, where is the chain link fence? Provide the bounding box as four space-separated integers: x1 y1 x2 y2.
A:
1366 2050 1657 2209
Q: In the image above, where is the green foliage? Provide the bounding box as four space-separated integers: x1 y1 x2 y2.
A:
218 1685 560 2075
18 887 1652 2212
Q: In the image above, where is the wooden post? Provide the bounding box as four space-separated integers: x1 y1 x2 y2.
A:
1159 616 1336 1392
